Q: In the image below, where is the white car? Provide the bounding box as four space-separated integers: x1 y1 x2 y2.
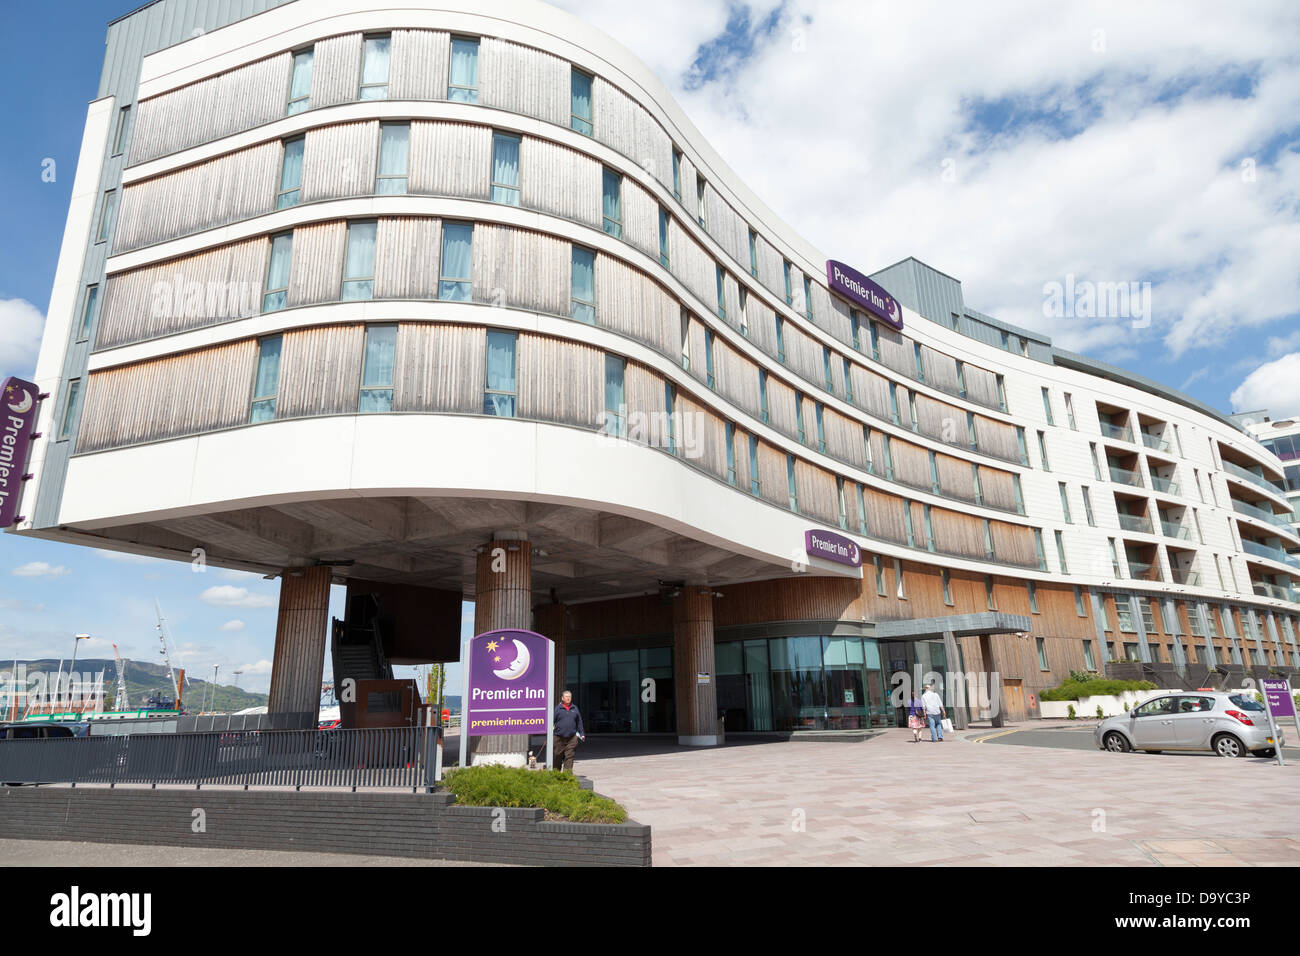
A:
1094 692 1282 757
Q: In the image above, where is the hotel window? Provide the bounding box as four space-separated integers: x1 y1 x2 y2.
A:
929 452 940 494
1064 392 1077 430
837 477 847 529
1059 482 1072 522
262 232 292 312
888 383 900 424
705 329 716 388
783 260 793 305
1089 442 1102 480
696 178 707 229
1083 641 1096 669
484 330 517 417
1115 600 1134 632
1055 530 1068 573
726 422 737 486
863 425 874 473
672 149 682 201
249 335 282 423
1012 474 1024 513
913 342 925 381
843 358 854 403
971 462 983 503
982 518 993 558
882 434 894 479
874 555 886 595
602 168 622 238
1033 529 1048 571
1037 430 1050 470
373 124 410 195
1041 387 1054 425
903 499 915 547
604 355 626 437
1028 580 1039 613
850 311 861 351
112 105 133 156
665 383 677 454
922 503 935 551
759 370 770 423
1108 538 1121 576
942 569 953 606
658 207 670 267
571 245 596 324
795 392 806 444
803 276 814 321
815 403 826 453
748 436 760 496
955 359 967 397
995 374 1007 412
77 285 98 342
341 221 378 301
490 132 521 205
1192 508 1204 544
1098 600 1111 632
287 48 313 115
1036 637 1048 670
775 315 786 364
868 319 880 361
438 222 473 301
359 324 397 412
359 35 391 100
748 229 758 277
58 379 81 441
277 136 305 208
570 68 594 135
448 37 479 102
908 391 919 432
966 411 977 449
738 287 749 336
786 454 799 513
1016 427 1028 465
680 310 691 370
97 189 117 243
1074 585 1087 616
715 266 726 319
1138 597 1155 632
894 559 906 600
857 485 868 534
985 575 996 610
1193 469 1204 502
823 347 834 392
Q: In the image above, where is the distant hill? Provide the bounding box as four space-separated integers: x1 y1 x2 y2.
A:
7 658 268 714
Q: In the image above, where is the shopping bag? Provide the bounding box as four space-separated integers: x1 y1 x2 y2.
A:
941 718 954 733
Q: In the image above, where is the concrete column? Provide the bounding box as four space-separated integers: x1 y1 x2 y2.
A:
470 536 532 765
267 566 332 723
979 633 1004 728
533 602 567 704
942 630 967 730
673 585 718 746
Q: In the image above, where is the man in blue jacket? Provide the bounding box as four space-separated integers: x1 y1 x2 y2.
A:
553 690 585 772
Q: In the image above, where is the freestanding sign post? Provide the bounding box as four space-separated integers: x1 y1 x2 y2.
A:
459 629 554 771
1259 678 1294 767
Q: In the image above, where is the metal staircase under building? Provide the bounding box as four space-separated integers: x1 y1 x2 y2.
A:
330 594 394 724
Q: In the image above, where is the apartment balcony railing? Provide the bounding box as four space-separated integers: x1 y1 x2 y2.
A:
1109 466 1145 488
1169 567 1199 586
1149 474 1180 496
1118 514 1154 534
1127 561 1164 582
1160 519 1190 540
1099 422 1134 443
1222 459 1287 496
1241 539 1300 569
1253 581 1299 602
1231 498 1295 530
1140 431 1171 453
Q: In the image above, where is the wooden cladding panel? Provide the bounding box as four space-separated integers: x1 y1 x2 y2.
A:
374 218 440 299
389 29 450 100
621 177 660 262
675 392 728 481
518 333 603 428
891 439 932 490
667 217 716 312
765 375 798 438
287 221 347 307
713 576 862 629
471 225 569 315
521 137 603 228
591 77 674 194
823 407 866 469
864 487 907 544
393 323 485 414
936 453 978 504
278 323 365 418
975 416 1021 462
914 393 962 445
410 122 491 199
479 37 569 127
712 338 761 418
796 459 838 524
964 364 1000 409
702 182 748 269
991 521 1037 569
920 346 961 395
979 466 1018 513
755 443 788 507
77 339 257 452
874 322 912 377
931 508 986 559
300 121 379 202
850 365 892 421
310 33 363 110
595 255 678 356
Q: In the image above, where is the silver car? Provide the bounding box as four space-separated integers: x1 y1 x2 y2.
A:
1094 692 1284 758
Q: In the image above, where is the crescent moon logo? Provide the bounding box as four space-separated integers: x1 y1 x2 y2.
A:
492 638 532 681
887 299 901 323
7 389 32 415
850 544 860 563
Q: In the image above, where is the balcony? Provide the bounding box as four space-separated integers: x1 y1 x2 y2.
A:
1140 431 1171 453
1160 519 1190 540
1118 514 1154 534
1223 459 1287 496
1253 581 1299 602
1241 539 1300 569
1231 498 1296 531
1148 474 1180 495
1169 567 1199 586
1127 561 1164 582
1110 466 1145 488
1099 422 1134 443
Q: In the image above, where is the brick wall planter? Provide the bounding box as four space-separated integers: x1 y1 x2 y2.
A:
0 785 651 867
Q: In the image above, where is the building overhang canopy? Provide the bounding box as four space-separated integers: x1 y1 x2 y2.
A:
874 613 1033 641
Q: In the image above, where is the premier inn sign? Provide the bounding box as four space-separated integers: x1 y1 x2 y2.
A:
826 260 904 331
0 376 40 527
805 529 862 568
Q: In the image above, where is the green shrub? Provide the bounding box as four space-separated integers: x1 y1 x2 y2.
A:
443 765 627 823
1067 704 1076 720
1096 705 1105 719
1040 678 1156 701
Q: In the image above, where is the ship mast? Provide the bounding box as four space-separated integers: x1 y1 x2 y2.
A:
154 599 181 702
112 643 130 710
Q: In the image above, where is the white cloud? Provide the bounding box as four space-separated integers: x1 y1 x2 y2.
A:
12 562 69 578
239 659 273 675
0 299 45 378
219 619 246 632
199 585 276 609
1230 352 1300 417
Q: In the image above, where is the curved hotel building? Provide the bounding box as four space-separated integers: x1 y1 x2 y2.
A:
15 0 1300 741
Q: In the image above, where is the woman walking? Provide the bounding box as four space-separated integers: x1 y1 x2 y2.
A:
907 688 926 742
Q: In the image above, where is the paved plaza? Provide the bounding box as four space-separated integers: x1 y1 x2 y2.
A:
576 728 1300 867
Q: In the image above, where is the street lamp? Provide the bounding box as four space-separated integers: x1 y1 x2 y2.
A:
56 633 91 713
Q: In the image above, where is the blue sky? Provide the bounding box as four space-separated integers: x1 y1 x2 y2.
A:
3 0 1299 690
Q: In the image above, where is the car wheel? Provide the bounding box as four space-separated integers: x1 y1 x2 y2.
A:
1213 734 1247 758
1251 748 1276 758
1103 732 1131 753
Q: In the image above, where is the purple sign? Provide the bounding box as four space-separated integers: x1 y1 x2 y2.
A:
0 377 40 528
462 629 554 736
805 529 862 568
1261 679 1296 719
826 260 904 331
